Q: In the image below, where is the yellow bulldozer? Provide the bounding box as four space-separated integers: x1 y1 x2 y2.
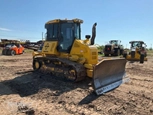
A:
32 18 129 95
123 41 147 63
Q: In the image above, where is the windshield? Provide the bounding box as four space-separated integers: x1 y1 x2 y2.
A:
59 23 80 52
61 23 73 40
61 23 80 40
45 22 81 52
110 40 118 44
131 42 142 48
46 23 80 41
59 23 77 52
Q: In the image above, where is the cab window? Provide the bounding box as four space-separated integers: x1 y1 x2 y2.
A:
46 24 59 41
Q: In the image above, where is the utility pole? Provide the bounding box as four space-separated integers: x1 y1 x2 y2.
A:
42 32 43 41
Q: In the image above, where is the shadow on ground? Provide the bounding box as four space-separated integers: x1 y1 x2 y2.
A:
0 70 101 104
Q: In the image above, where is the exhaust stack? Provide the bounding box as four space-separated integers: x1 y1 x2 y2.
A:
90 23 97 45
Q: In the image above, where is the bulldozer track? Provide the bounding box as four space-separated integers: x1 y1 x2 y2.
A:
34 57 87 82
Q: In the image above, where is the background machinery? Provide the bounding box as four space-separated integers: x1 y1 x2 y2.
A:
103 40 124 56
1 40 25 56
123 41 147 63
32 19 129 95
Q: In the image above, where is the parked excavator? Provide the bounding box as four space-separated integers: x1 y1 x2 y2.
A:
123 41 147 63
32 18 129 95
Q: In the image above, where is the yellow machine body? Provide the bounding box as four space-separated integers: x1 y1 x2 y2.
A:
126 48 147 61
40 39 98 78
32 18 129 95
124 41 147 63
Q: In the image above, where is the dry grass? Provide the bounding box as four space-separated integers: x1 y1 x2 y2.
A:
147 50 153 56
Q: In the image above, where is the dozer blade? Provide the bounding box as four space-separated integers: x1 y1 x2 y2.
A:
93 58 129 95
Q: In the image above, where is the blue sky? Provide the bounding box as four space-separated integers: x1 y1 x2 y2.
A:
0 0 153 48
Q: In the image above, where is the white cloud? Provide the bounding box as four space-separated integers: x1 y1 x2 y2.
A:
0 27 12 31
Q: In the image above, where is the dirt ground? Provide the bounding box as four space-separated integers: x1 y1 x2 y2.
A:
0 52 153 115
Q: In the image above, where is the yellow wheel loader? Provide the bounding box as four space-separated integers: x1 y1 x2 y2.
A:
32 18 129 95
123 41 147 63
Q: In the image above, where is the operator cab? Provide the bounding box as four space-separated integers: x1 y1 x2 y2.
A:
129 41 146 49
45 19 83 53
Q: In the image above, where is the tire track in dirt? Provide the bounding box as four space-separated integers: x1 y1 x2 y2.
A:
127 79 153 90
101 87 153 115
130 77 153 82
126 68 153 77
116 85 153 101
